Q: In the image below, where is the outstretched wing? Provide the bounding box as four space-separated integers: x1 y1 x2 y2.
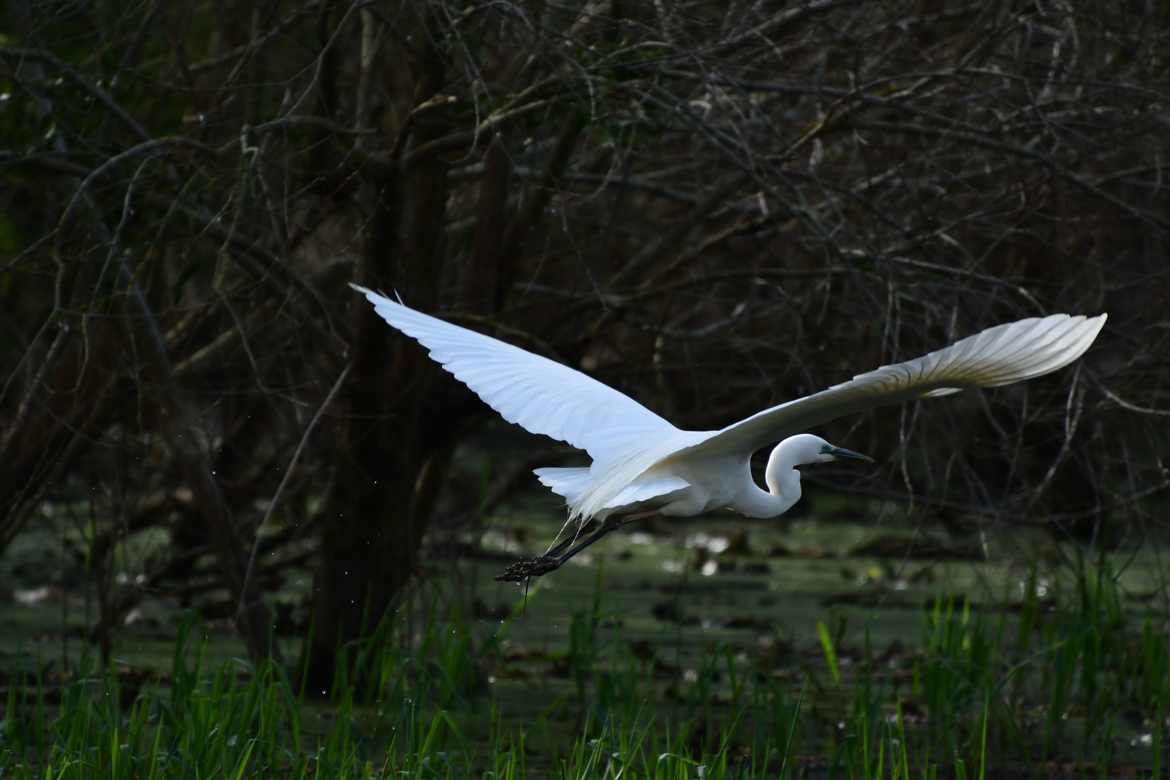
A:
351 285 676 464
676 313 1107 460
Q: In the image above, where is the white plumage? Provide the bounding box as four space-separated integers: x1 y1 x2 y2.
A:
351 284 1106 575
353 286 674 467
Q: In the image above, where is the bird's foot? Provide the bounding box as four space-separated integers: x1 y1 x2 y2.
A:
495 555 562 582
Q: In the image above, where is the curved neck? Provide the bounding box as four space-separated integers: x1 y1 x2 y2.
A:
761 439 806 518
738 442 805 519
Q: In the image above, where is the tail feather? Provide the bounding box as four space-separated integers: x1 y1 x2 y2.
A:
604 473 690 508
569 430 709 524
534 467 593 503
535 464 691 511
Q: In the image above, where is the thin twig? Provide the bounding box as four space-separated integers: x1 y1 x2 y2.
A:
237 360 353 620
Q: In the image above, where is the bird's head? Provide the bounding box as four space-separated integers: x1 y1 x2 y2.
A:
763 434 874 500
783 434 874 466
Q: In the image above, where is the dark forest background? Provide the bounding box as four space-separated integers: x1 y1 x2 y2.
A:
2 0 1168 691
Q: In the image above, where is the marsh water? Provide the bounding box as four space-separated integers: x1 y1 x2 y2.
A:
2 485 1167 772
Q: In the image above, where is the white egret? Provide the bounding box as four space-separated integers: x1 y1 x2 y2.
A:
350 284 1106 581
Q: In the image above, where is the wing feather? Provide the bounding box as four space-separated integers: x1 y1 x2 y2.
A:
675 313 1107 460
351 285 676 464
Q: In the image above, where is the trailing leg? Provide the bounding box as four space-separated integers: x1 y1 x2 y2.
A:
495 512 654 582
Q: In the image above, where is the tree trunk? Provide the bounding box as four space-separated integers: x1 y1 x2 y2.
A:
301 6 454 693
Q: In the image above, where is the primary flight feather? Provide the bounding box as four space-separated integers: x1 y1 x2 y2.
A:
351 284 1106 578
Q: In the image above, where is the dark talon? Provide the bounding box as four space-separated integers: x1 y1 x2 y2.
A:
495 555 561 582
494 516 649 582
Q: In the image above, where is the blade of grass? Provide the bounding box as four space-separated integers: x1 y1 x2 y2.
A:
817 620 839 686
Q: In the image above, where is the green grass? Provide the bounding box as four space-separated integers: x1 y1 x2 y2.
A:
1 557 1167 778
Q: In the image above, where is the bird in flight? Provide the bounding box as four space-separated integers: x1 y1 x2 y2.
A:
351 284 1106 581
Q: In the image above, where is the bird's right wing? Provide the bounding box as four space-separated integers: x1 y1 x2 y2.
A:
351 285 677 464
675 313 1107 460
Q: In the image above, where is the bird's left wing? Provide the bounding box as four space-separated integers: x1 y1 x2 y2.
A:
351 285 677 464
674 313 1107 460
